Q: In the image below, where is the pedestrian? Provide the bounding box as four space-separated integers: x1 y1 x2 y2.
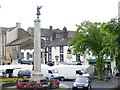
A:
50 75 54 80
107 71 112 81
112 72 115 77
112 72 116 82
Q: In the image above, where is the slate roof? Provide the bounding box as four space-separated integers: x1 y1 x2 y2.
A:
46 37 73 47
0 27 16 34
21 42 34 49
27 27 52 37
1 27 15 31
21 39 45 49
11 27 75 49
27 27 75 37
68 31 75 37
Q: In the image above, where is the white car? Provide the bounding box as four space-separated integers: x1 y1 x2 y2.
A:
0 70 4 78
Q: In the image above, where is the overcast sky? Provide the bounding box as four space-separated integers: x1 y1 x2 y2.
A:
0 0 119 30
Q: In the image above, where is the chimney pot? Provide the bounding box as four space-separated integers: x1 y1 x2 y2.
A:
49 26 52 30
16 22 21 28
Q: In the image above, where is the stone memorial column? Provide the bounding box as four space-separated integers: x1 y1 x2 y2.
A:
31 6 43 82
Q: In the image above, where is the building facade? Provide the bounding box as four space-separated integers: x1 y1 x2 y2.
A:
20 26 88 65
0 23 32 64
0 25 16 64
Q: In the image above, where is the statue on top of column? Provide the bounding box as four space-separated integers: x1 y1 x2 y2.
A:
37 6 43 18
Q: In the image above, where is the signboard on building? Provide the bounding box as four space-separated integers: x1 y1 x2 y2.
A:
67 48 72 58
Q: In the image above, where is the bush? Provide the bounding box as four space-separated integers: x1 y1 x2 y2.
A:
0 78 22 82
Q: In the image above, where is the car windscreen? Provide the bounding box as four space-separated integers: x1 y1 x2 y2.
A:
18 70 31 74
75 77 89 83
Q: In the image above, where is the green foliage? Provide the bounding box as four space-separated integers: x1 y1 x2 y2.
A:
69 18 119 80
69 21 106 80
102 18 120 69
69 21 104 55
0 78 22 82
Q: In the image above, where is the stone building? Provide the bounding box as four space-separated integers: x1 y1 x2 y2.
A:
0 24 17 64
0 23 32 64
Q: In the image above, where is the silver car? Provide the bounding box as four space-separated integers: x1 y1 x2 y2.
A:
72 76 91 90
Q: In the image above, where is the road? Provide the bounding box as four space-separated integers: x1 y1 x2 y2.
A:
61 78 119 89
2 78 119 90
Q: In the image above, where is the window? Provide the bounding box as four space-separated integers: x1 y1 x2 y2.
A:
76 54 81 62
27 52 30 60
48 47 52 61
21 52 24 59
56 34 61 38
60 54 64 62
48 53 52 61
46 37 50 41
60 46 63 53
49 47 51 52
17 54 19 59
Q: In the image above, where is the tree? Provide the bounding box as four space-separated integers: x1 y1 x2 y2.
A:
69 21 106 80
102 18 120 71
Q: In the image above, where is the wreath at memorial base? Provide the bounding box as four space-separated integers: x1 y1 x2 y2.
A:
16 79 60 89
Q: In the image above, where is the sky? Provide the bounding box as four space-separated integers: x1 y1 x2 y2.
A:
0 0 119 31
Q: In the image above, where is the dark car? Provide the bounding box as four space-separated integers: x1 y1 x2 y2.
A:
18 70 31 78
72 76 91 90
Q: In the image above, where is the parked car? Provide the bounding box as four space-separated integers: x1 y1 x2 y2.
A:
0 71 3 78
72 76 91 90
0 70 6 78
18 70 31 78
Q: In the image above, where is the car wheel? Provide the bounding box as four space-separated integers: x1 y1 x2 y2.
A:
72 87 77 90
90 86 92 90
60 77 65 81
88 85 92 90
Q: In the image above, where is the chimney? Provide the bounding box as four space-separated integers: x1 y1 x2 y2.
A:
49 26 52 30
52 32 56 40
16 22 21 28
61 26 68 39
50 26 56 40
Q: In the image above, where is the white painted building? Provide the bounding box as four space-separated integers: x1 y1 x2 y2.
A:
20 26 89 65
